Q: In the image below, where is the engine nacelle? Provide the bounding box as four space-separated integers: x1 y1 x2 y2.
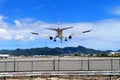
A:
49 36 53 40
68 35 72 39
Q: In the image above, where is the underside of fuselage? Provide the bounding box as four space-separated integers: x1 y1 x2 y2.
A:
54 34 63 43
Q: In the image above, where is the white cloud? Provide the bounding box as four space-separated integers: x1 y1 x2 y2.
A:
71 19 120 50
0 28 11 40
0 15 8 28
14 20 22 26
110 6 120 15
0 15 120 50
15 34 24 41
0 15 4 20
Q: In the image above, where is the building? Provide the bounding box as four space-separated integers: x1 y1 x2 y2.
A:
0 54 9 58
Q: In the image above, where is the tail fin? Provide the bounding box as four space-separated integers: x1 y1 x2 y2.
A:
58 14 61 27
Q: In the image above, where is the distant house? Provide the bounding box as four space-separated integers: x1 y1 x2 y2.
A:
109 52 120 56
0 54 9 58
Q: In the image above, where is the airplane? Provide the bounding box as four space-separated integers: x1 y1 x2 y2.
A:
31 15 92 42
31 26 92 43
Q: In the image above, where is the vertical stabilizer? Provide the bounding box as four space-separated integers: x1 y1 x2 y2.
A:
58 14 61 27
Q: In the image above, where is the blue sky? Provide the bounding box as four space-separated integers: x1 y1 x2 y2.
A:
0 0 120 50
1 0 119 22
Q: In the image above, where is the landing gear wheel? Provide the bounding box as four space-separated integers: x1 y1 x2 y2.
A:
54 39 56 42
65 37 67 41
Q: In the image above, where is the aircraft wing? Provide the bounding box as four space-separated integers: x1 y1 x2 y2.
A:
45 28 57 31
82 29 92 33
67 29 92 37
62 26 73 30
31 32 56 41
31 32 39 35
31 32 49 37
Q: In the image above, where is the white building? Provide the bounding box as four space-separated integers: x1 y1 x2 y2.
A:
109 52 120 56
0 54 9 58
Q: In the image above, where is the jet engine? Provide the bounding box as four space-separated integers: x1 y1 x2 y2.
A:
68 35 72 39
49 36 53 40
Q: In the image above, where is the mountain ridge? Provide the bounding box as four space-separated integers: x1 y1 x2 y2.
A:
0 46 118 56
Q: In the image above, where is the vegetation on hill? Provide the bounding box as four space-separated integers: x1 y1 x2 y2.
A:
0 46 115 56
